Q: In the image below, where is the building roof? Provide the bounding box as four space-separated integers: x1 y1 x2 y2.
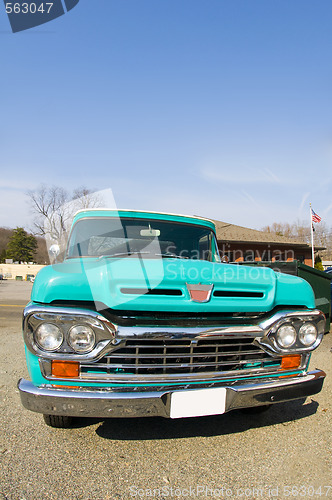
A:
213 220 311 248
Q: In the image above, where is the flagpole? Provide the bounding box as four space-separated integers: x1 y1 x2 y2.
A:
310 203 315 268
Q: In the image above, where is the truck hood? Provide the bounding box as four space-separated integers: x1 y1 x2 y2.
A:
31 257 315 312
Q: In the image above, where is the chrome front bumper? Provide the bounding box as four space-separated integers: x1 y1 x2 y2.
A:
18 369 326 419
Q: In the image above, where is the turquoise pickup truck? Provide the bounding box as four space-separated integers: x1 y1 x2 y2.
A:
18 209 326 427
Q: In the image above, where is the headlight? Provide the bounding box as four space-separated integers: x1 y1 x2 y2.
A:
276 324 297 348
35 323 63 351
68 324 96 353
299 322 318 347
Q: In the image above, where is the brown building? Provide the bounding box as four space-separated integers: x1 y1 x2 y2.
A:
213 220 315 266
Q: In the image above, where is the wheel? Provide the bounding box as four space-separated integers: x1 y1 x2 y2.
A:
240 404 272 415
43 414 73 428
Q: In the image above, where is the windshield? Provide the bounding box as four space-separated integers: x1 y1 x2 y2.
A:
67 217 220 262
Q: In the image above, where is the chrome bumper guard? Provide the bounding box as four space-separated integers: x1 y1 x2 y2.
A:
18 369 325 419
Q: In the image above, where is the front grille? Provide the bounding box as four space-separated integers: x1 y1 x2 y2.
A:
80 337 281 378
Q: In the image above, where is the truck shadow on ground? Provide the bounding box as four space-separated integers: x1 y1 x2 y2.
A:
74 398 320 440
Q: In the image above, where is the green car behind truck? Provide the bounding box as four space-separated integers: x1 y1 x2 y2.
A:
18 209 326 427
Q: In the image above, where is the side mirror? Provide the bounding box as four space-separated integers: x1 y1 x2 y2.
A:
49 244 60 262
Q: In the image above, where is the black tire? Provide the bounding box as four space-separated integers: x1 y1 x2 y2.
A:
240 404 272 415
43 414 73 428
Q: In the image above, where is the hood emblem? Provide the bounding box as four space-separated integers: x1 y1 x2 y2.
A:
186 283 214 303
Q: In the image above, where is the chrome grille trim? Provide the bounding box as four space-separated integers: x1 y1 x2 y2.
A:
79 337 282 381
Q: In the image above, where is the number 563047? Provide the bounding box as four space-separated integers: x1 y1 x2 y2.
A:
5 3 54 14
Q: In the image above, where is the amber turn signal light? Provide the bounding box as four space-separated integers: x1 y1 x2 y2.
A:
280 355 301 370
51 360 79 378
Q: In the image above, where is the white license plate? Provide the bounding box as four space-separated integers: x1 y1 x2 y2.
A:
170 388 227 419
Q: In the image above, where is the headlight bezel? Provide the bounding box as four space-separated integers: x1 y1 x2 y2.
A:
260 311 325 354
24 305 116 359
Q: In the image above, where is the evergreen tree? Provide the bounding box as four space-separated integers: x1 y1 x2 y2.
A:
7 228 37 262
0 248 7 263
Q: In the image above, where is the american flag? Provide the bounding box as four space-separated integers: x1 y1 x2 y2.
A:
311 208 322 223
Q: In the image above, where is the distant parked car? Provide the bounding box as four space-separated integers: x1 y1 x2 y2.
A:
25 274 35 282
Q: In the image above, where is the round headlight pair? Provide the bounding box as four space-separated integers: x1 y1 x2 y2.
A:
35 323 96 353
275 322 318 349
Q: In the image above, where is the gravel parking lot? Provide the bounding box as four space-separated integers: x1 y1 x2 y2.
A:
0 282 331 500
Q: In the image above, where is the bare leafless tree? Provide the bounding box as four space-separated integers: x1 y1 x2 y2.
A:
72 186 104 210
28 185 69 241
262 220 332 260
27 185 104 255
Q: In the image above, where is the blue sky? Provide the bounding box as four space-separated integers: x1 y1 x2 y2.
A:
1 0 332 231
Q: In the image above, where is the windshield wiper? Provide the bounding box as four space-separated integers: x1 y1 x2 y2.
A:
99 251 151 259
98 252 189 259
154 253 189 259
